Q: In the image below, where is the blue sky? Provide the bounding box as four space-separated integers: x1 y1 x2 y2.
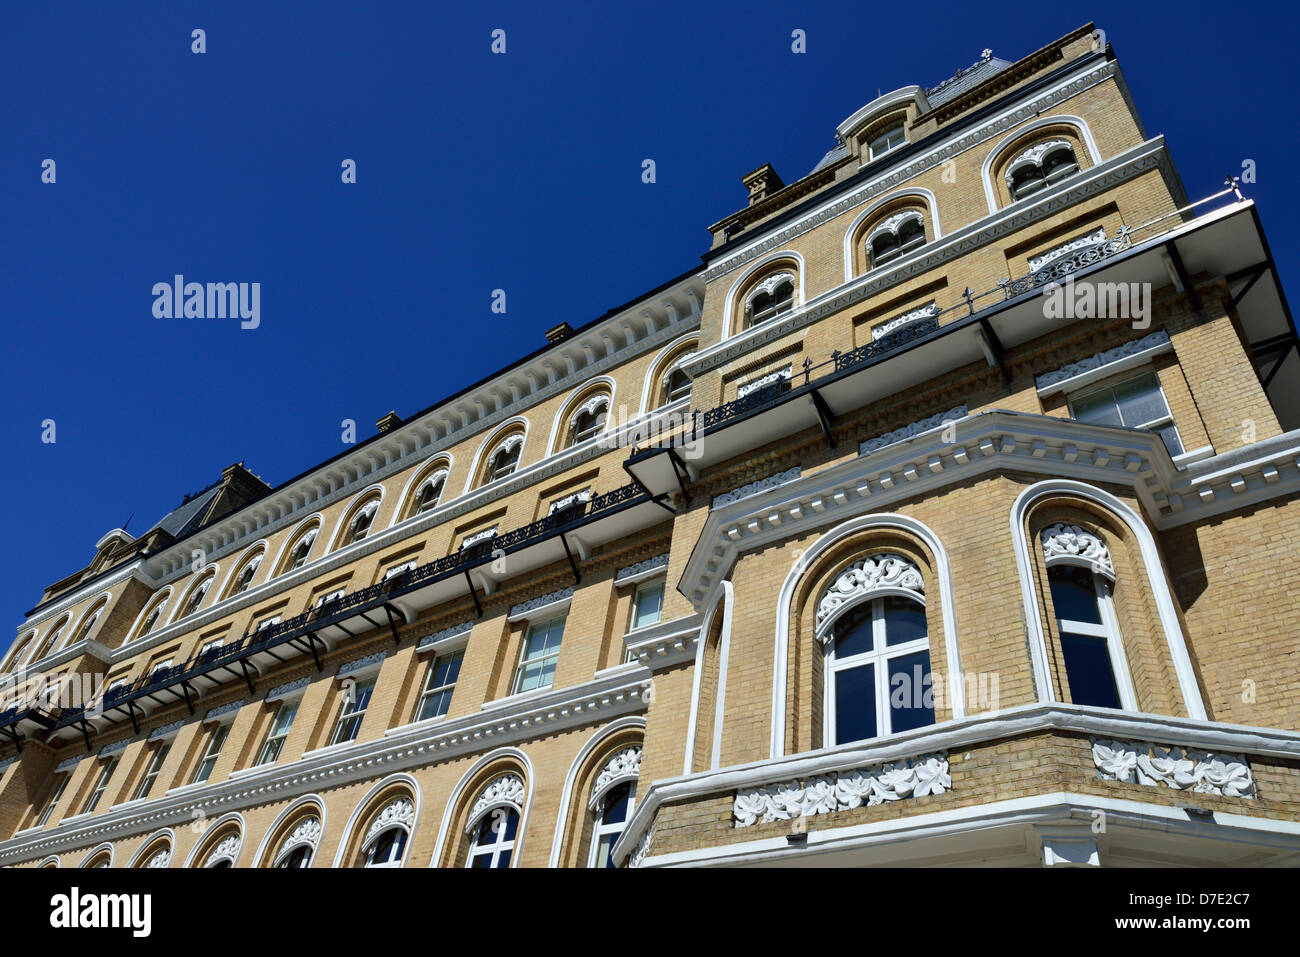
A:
3 1 1297 647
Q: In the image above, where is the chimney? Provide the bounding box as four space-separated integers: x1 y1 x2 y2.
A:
742 164 784 205
376 411 403 433
546 322 573 344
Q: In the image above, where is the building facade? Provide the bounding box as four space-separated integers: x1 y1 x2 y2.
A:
3 23 1299 868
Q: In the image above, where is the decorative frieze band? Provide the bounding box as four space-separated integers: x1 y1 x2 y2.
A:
737 365 792 398
417 621 473 653
1035 330 1171 395
509 587 574 619
1041 523 1115 579
55 756 82 774
204 699 245 724
100 739 130 758
548 489 592 515
461 526 498 549
817 553 925 630
614 553 670 585
1029 227 1107 272
338 652 386 680
732 754 951 827
872 302 939 340
266 677 310 701
1092 739 1255 798
712 467 802 509
148 720 185 742
860 406 967 456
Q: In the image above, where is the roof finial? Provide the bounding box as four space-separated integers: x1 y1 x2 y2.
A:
981 48 993 60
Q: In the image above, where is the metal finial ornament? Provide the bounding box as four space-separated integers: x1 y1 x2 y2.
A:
1225 175 1243 200
981 48 992 60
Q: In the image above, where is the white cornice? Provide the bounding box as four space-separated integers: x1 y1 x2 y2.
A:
700 57 1120 286
610 701 1300 866
836 87 929 141
687 136 1171 377
0 668 650 866
679 412 1300 609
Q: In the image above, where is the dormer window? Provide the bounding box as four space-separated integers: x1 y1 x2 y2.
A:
868 211 926 268
867 121 905 160
1006 140 1080 200
569 396 610 446
744 274 795 327
487 436 523 483
346 501 380 545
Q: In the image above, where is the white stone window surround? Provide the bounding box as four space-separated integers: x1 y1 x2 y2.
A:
720 250 808 339
865 209 926 259
1010 480 1206 720
359 795 415 866
1004 138 1078 189
743 271 797 319
273 815 323 867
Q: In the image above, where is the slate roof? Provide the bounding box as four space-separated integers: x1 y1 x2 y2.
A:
144 484 223 540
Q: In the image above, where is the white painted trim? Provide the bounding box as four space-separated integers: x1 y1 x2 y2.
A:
386 453 455 530
216 541 269 601
637 333 699 417
841 187 943 282
544 377 618 457
1009 479 1206 719
324 484 387 554
461 417 531 496
37 855 60 868
429 748 535 869
125 827 176 868
545 717 645 867
250 795 326 868
770 514 964 759
124 590 172 645
683 585 729 775
837 86 927 141
77 842 116 868
181 811 246 868
720 249 807 340
709 582 735 771
980 114 1102 214
166 569 219 628
266 514 324 579
62 592 114 652
328 772 422 868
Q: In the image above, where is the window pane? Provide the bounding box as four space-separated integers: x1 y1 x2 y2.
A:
602 782 632 824
887 649 935 733
1061 632 1122 709
835 664 876 744
832 604 873 658
882 596 926 646
1071 389 1123 426
1049 567 1103 624
595 834 617 869
634 583 664 629
1113 375 1169 426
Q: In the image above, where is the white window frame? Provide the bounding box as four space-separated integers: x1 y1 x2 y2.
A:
466 808 518 868
330 675 376 745
364 827 408 868
823 596 932 747
83 758 119 814
631 579 665 632
868 121 906 160
1067 370 1184 456
416 649 463 722
257 698 300 765
513 615 566 694
133 742 171 800
587 780 637 869
745 277 795 326
192 722 229 784
1048 566 1138 711
36 773 70 827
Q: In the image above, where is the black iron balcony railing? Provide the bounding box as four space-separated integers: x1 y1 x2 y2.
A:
38 480 652 741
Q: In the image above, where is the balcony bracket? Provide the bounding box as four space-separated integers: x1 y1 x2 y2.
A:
381 605 403 646
809 389 837 449
1164 240 1201 314
0 725 22 754
976 317 1012 384
237 658 258 694
560 533 582 585
126 701 141 735
463 570 483 618
650 493 677 516
180 681 197 716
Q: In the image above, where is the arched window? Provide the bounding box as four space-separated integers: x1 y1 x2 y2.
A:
202 832 241 869
5 632 35 669
1041 524 1132 710
819 554 934 745
85 852 111 869
587 746 641 869
31 619 68 662
357 796 414 868
484 435 523 484
271 815 321 869
743 273 795 327
412 469 448 516
283 528 318 573
664 367 691 403
181 576 214 618
344 500 380 545
229 551 264 597
1005 140 1080 200
136 598 167 639
568 395 610 447
465 773 525 868
867 211 926 268
71 601 107 646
